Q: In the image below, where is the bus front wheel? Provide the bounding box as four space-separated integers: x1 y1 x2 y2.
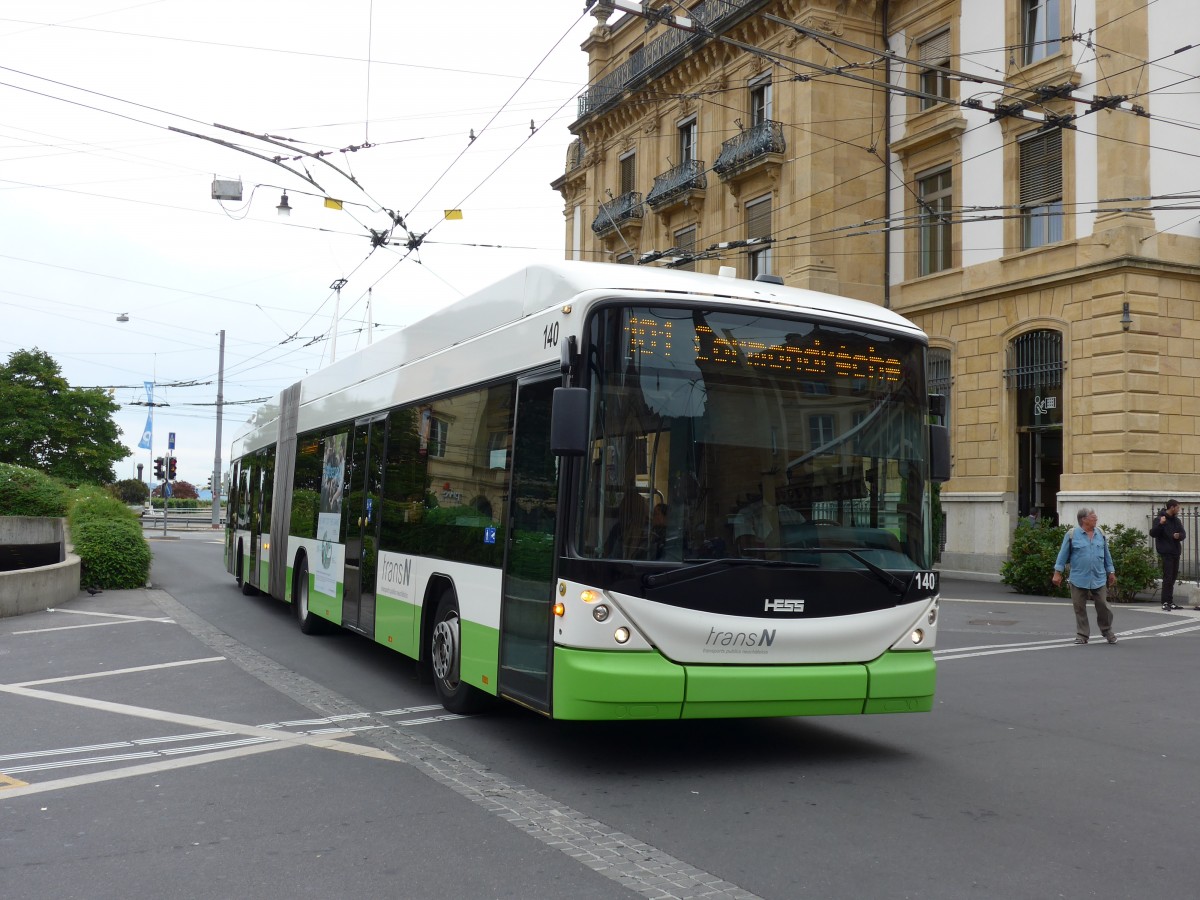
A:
430 595 489 715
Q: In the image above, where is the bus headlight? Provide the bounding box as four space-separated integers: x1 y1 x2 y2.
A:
593 604 610 622
614 627 630 644
928 602 939 626
910 628 925 645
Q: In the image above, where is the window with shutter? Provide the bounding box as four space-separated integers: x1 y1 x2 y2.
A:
619 152 636 196
745 195 772 278
1019 130 1063 248
673 225 697 271
918 29 951 109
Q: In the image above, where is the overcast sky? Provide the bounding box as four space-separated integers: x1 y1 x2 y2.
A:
1 1 595 487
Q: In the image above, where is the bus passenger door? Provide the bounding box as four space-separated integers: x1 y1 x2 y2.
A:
498 376 559 714
343 414 386 636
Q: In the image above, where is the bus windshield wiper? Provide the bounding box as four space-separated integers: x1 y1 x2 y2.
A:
797 548 911 596
643 556 812 589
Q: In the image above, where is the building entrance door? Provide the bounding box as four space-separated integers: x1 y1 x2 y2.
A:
1018 428 1062 524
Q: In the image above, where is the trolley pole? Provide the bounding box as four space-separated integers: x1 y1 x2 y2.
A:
212 329 225 530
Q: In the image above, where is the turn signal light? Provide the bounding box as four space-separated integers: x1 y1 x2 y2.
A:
553 602 565 617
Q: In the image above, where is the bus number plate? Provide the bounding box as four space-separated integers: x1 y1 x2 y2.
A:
915 571 938 592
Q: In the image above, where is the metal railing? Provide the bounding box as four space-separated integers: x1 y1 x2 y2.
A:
713 120 786 179
142 508 225 530
592 191 644 234
1147 505 1200 582
646 159 707 209
577 0 756 119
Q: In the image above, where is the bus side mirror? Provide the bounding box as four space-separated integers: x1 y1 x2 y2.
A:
930 424 951 483
551 387 588 457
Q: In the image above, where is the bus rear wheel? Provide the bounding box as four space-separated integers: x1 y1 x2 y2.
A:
295 558 324 635
430 595 489 715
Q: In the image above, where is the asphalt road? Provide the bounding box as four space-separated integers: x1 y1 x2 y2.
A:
2 534 1198 899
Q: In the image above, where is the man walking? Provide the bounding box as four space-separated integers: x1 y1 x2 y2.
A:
1150 499 1186 611
1052 507 1118 645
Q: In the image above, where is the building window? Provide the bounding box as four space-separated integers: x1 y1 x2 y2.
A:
678 117 697 165
427 416 448 458
809 414 835 450
1019 129 1063 248
917 167 953 275
673 224 697 271
619 151 636 195
1023 0 1060 65
745 194 772 278
750 75 773 125
917 29 951 108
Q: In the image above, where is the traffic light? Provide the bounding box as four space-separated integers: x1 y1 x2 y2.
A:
154 457 165 480
168 457 177 480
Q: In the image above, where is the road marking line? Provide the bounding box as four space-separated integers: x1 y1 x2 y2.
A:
0 683 400 765
13 618 175 635
0 742 289 799
8 657 226 687
0 773 29 790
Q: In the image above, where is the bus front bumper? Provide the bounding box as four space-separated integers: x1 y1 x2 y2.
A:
551 646 935 720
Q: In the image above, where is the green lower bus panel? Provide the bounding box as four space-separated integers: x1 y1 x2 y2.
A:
682 663 868 719
552 647 935 720
553 647 685 720
460 619 500 698
862 650 936 714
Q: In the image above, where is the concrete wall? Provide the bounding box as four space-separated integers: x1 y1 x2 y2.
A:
0 516 66 556
0 516 77 618
0 554 81 618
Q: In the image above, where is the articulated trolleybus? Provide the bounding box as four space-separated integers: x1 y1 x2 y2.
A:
226 261 950 720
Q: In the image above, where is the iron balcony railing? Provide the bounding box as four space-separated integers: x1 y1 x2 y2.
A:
592 191 644 234
712 120 786 179
577 0 756 120
645 160 707 210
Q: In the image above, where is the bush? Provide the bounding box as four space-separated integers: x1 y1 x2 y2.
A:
72 518 151 589
0 462 69 517
1104 522 1158 602
68 485 139 531
1001 517 1159 602
1001 518 1069 597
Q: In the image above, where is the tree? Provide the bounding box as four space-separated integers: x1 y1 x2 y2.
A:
111 478 150 505
171 480 198 500
0 349 130 485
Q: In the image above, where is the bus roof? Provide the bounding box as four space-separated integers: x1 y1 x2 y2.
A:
231 261 926 450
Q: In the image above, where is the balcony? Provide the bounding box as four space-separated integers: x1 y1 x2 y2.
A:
713 121 786 181
576 0 759 121
592 191 644 236
645 160 707 212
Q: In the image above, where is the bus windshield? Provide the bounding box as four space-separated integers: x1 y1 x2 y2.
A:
575 304 933 572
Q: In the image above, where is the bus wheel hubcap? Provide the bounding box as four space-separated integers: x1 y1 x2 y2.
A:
432 614 459 685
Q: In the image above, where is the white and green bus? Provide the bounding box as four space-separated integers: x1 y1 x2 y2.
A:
226 261 950 720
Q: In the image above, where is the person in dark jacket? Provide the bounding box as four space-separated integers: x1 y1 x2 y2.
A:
1150 499 1186 610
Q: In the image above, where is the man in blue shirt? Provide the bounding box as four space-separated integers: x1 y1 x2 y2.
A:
1052 507 1118 644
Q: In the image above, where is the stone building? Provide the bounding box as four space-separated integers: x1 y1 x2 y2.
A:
553 0 1199 576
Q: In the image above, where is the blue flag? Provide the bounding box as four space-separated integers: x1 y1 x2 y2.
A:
137 412 153 450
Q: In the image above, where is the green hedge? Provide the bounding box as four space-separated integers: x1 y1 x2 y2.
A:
1001 517 1158 601
72 518 151 589
0 462 69 517
69 485 139 530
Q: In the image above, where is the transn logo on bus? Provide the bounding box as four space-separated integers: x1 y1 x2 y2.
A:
765 598 804 613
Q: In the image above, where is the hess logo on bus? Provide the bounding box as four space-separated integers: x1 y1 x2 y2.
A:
764 598 805 613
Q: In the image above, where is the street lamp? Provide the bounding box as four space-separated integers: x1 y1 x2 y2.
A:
276 191 292 217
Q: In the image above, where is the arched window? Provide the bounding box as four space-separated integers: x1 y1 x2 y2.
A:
1004 330 1063 427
